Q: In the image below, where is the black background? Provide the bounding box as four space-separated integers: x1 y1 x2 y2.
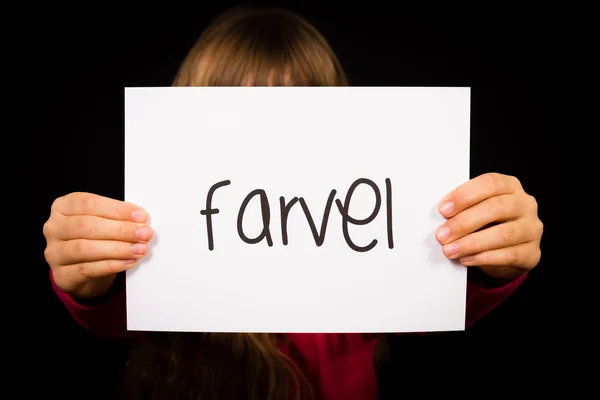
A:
24 2 576 398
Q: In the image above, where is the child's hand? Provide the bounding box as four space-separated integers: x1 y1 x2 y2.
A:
435 173 543 280
43 192 153 298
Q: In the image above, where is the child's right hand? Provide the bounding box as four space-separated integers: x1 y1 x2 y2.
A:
43 192 153 299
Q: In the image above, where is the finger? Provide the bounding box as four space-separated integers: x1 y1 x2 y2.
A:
438 173 522 218
53 239 148 265
53 192 148 222
441 219 534 259
435 194 519 244
61 259 139 285
49 214 153 242
459 242 541 270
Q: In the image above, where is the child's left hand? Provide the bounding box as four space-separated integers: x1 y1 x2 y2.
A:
435 173 543 279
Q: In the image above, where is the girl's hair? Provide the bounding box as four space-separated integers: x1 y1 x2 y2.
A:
122 332 313 399
172 6 348 87
120 6 349 400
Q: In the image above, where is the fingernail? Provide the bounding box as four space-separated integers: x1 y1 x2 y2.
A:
136 227 153 241
461 255 475 263
124 259 137 265
444 242 460 257
132 243 147 255
131 210 147 222
436 226 451 242
440 201 454 217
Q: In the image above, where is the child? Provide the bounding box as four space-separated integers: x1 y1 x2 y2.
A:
43 6 543 400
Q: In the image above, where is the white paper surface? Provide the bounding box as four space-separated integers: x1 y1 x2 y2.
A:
124 87 470 333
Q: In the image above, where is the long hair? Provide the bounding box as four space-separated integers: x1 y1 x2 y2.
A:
120 7 349 400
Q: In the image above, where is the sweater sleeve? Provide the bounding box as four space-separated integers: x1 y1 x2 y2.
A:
50 266 527 338
464 267 528 328
50 270 138 339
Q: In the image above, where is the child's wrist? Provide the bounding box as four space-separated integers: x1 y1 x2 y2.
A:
70 273 124 306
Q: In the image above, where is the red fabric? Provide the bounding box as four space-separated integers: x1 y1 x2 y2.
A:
50 268 526 399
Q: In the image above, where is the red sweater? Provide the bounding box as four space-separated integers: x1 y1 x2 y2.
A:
50 269 526 399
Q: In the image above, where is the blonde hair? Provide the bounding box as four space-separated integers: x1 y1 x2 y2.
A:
172 7 348 87
123 7 350 400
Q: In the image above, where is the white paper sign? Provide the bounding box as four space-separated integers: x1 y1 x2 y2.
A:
124 87 470 333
